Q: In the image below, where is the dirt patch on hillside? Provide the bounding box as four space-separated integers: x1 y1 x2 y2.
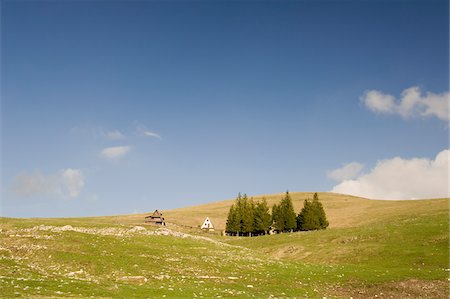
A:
270 245 312 260
328 279 449 298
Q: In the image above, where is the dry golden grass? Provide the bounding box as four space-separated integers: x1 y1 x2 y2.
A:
104 192 449 232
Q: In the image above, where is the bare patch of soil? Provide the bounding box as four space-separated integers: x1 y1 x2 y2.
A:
329 279 449 298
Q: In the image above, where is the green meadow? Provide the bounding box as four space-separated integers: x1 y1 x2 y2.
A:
1 192 448 298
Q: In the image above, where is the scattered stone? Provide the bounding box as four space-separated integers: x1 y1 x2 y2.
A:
66 269 84 277
196 275 221 279
20 225 240 248
119 276 148 284
128 226 147 233
154 274 171 280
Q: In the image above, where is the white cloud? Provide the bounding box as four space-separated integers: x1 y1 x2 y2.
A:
362 90 396 114
331 149 449 200
105 130 125 140
142 131 161 139
135 123 162 139
361 87 450 122
100 146 132 160
327 162 365 182
13 168 84 199
60 169 85 198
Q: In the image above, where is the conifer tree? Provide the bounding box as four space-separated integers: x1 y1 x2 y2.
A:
280 191 297 232
242 195 255 236
254 198 271 235
297 193 329 231
225 204 238 235
226 193 244 236
235 193 245 235
272 203 284 232
297 199 319 231
312 193 329 229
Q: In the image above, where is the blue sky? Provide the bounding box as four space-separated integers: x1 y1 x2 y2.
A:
1 0 449 217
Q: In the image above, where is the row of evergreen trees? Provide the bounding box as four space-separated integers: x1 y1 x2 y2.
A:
225 193 272 236
225 192 329 236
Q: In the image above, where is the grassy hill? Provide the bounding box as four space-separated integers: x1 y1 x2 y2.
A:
101 192 448 230
1 192 448 298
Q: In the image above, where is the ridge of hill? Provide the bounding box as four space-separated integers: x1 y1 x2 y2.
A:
98 192 448 231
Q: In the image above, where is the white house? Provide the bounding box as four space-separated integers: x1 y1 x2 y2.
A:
201 217 214 231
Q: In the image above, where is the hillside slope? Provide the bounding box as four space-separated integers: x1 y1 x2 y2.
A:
133 192 448 231
1 192 448 298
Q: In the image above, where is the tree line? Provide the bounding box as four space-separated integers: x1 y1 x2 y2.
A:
225 192 329 236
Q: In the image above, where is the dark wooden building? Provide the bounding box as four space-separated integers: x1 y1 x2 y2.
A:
145 209 166 225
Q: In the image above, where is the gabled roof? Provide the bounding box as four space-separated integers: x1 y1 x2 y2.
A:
152 209 162 217
201 217 214 229
145 209 163 219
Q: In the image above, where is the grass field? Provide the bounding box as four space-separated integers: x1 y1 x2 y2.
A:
0 192 448 298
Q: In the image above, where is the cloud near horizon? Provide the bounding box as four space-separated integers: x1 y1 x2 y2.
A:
13 168 85 199
100 146 132 160
327 162 364 181
331 149 449 200
361 87 449 122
